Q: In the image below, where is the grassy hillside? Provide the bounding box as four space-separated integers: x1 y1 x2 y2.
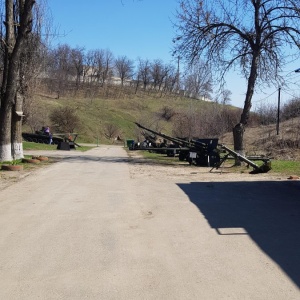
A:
24 90 300 161
25 92 217 144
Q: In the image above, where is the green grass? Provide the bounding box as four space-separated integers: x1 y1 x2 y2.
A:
134 149 300 176
26 93 217 144
138 150 181 165
23 141 57 150
270 160 300 176
23 141 94 152
0 155 49 171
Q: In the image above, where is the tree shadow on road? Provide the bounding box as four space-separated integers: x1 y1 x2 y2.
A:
61 154 188 167
177 180 300 288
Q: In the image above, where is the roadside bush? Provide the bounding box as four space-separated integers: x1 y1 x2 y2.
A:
281 98 300 120
160 106 176 121
49 107 81 133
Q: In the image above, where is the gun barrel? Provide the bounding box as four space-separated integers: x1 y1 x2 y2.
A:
135 122 189 147
218 144 259 169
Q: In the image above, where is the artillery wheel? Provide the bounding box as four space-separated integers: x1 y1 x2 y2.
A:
209 152 221 167
179 151 188 161
167 149 176 157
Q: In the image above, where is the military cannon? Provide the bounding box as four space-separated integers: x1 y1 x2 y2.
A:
134 122 221 167
22 130 81 150
134 122 271 173
22 131 63 145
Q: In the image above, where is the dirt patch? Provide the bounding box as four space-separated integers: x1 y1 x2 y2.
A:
0 158 60 190
0 167 34 190
127 151 285 182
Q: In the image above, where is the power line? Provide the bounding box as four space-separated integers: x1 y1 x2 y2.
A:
253 90 278 103
281 88 300 99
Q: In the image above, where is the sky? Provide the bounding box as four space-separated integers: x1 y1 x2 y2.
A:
48 0 300 109
48 0 177 63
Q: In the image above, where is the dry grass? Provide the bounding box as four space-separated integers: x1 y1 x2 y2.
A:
220 117 300 160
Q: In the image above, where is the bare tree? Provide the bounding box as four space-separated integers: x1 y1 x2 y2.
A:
0 0 36 161
70 46 85 90
49 44 74 97
15 31 46 151
163 64 178 95
183 59 213 100
101 49 114 86
150 59 169 91
255 102 277 125
174 0 300 156
89 49 105 84
83 50 94 83
49 106 80 133
104 123 119 140
136 58 151 91
114 55 134 86
216 89 232 105
282 98 300 120
23 97 48 132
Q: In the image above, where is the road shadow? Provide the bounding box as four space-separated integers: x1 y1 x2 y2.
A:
177 180 300 288
51 154 188 167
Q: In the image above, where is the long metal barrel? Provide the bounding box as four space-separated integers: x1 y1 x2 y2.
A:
135 122 191 147
218 144 259 170
190 139 207 148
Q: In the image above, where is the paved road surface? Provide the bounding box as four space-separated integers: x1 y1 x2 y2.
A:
0 146 299 299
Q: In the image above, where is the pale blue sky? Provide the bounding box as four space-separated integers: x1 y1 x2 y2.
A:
49 0 177 64
48 0 300 108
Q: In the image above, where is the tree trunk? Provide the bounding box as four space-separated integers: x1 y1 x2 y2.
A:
232 123 245 165
0 0 15 161
0 0 35 162
11 93 24 159
233 51 259 163
0 106 13 161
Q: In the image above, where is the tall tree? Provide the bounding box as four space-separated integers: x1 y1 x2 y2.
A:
136 58 151 91
114 56 134 86
70 46 85 90
0 0 36 161
174 0 300 155
184 59 213 100
49 44 73 97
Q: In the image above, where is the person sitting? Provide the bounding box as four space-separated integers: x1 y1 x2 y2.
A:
44 126 52 144
44 126 50 135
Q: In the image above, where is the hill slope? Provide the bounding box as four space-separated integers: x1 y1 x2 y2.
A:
220 117 300 160
26 92 218 143
25 92 300 160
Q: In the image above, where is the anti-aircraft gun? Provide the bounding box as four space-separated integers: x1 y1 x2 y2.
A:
134 122 271 174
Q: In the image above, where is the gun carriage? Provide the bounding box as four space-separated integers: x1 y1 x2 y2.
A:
134 122 271 174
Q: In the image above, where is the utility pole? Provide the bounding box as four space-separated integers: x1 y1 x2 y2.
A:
276 87 281 135
177 56 180 92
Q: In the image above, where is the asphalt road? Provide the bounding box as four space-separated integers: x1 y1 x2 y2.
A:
0 146 299 299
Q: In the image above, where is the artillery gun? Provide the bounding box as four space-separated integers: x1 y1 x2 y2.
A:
134 122 271 173
22 131 63 145
135 122 221 166
22 129 81 150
